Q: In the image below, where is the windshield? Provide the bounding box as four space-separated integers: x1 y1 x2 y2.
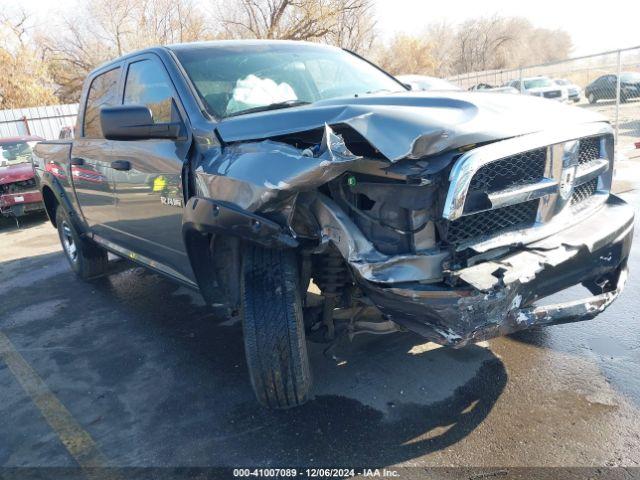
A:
173 43 405 118
0 141 35 167
524 78 553 89
621 72 640 83
554 79 569 85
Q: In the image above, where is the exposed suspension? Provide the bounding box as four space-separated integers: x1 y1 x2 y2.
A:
314 248 351 339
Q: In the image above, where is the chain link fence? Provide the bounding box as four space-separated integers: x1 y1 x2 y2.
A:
448 46 640 159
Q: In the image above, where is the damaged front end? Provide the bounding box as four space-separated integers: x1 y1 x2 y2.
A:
184 118 633 347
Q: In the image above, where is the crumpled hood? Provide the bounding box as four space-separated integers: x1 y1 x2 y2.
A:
0 162 35 185
216 91 605 161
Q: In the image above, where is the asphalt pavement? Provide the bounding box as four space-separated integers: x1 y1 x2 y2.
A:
1 171 640 476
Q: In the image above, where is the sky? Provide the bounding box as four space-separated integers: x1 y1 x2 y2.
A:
12 0 640 57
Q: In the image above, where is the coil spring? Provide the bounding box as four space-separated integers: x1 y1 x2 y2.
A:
315 250 350 339
316 250 350 296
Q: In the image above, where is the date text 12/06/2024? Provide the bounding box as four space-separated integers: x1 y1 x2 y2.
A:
232 468 400 477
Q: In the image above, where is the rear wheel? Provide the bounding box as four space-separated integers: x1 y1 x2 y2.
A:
240 244 312 409
56 208 108 279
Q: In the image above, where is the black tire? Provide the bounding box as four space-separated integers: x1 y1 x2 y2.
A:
588 92 597 104
56 208 108 279
240 244 312 409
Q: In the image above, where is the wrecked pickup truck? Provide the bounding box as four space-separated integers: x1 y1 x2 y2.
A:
33 40 633 409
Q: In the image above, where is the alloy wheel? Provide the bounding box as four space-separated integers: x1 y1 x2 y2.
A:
61 221 78 263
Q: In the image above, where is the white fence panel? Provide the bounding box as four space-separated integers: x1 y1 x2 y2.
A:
0 104 78 140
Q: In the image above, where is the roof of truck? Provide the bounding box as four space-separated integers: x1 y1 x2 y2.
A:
90 40 339 74
166 39 334 51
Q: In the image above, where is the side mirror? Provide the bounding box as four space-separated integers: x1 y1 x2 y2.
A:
101 105 182 141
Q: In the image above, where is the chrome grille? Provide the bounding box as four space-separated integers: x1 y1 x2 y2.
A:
578 136 602 165
468 148 546 193
446 200 539 243
442 124 614 248
571 178 598 206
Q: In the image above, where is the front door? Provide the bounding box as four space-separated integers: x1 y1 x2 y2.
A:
71 66 122 240
110 55 194 283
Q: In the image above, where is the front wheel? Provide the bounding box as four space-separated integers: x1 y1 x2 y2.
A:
56 208 108 279
240 244 312 409
588 93 597 104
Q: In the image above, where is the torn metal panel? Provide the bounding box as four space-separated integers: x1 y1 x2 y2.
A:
479 265 630 342
193 124 361 212
182 197 298 249
457 248 576 292
455 194 634 292
308 193 449 284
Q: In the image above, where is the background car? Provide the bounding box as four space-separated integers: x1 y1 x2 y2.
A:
469 83 520 94
505 76 568 101
585 72 640 103
396 74 462 91
553 78 581 102
0 136 45 218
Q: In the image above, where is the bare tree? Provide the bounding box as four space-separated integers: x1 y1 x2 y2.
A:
376 33 435 76
453 16 517 73
6 1 573 107
423 21 456 77
325 0 376 54
40 0 211 102
450 16 572 75
217 0 376 52
0 10 57 108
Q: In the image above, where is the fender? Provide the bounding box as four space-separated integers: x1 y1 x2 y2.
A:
182 196 298 249
38 170 89 236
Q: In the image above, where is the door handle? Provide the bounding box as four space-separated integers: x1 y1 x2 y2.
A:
70 157 84 166
111 160 131 171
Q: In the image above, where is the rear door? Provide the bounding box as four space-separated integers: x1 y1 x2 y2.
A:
71 66 122 238
599 75 616 99
110 54 193 282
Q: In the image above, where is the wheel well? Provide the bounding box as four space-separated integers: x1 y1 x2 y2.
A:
41 186 58 227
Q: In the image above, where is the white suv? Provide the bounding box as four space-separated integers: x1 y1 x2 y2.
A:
507 76 568 102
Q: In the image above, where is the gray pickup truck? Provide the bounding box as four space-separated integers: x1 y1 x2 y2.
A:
33 40 633 409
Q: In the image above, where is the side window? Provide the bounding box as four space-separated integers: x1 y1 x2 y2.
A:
124 59 175 123
83 67 121 138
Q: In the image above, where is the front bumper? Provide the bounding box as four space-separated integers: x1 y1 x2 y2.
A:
360 194 634 347
0 190 44 216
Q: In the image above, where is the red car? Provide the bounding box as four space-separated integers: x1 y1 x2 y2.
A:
0 136 45 217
